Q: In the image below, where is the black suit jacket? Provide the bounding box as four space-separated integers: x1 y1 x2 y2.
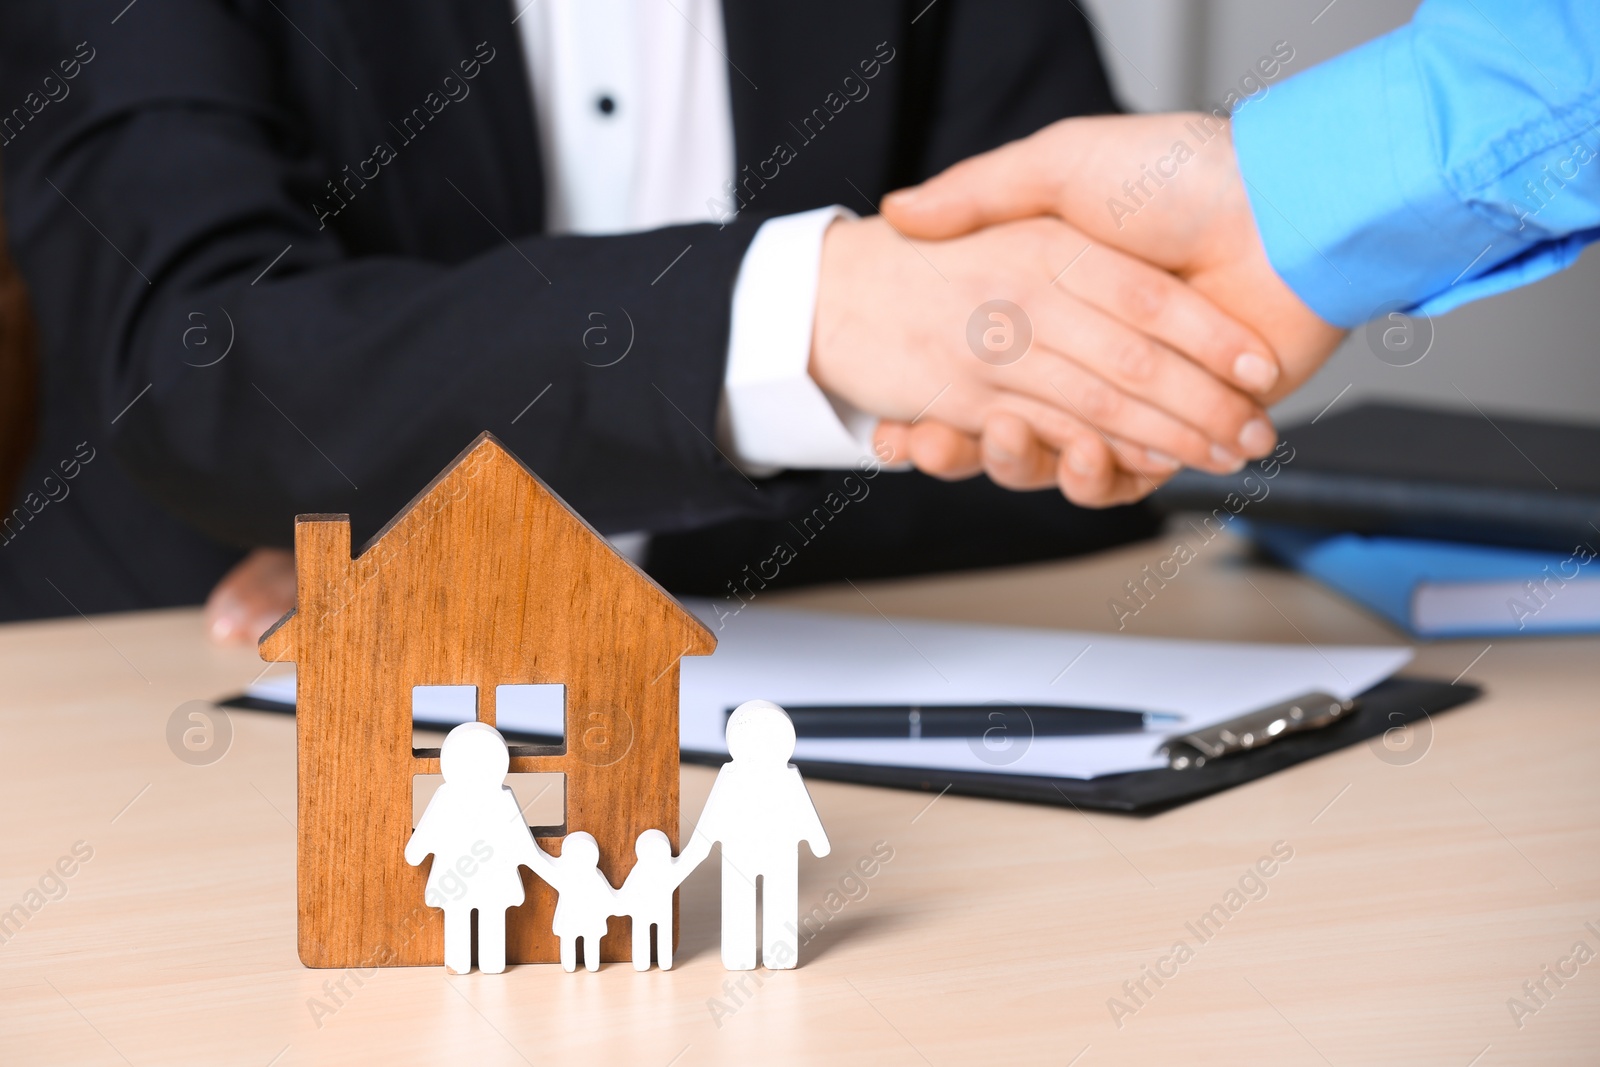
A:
0 0 1149 620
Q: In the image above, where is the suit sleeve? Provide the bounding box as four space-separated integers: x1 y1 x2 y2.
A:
0 0 821 547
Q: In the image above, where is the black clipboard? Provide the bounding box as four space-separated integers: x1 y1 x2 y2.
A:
681 677 1479 816
221 676 1480 817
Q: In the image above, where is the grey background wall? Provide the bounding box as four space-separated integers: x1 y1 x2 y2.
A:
1078 0 1600 427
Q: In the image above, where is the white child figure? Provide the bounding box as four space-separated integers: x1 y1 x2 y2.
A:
693 699 831 970
616 829 709 970
523 832 618 972
404 721 541 975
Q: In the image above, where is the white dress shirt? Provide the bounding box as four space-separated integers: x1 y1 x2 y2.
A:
514 0 880 481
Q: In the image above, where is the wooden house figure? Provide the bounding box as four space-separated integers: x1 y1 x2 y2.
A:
259 432 716 967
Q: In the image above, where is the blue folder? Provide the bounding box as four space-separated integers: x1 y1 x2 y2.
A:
1247 521 1600 638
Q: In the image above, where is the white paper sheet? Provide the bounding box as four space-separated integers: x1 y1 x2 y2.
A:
677 600 1411 779
243 600 1412 780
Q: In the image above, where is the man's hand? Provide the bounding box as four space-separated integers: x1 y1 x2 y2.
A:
876 113 1347 491
813 210 1286 507
204 547 295 643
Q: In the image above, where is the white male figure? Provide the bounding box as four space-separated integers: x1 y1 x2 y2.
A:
404 722 542 975
691 700 831 970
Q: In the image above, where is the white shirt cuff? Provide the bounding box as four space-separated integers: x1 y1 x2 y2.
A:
720 205 883 475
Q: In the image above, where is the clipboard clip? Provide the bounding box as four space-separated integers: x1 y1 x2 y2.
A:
1159 691 1357 770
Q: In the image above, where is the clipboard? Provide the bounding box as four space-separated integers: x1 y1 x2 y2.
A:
220 676 1478 815
684 676 1480 815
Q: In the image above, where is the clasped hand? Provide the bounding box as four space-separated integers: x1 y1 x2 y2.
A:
812 112 1347 507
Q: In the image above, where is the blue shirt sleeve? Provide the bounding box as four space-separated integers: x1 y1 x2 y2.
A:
1231 0 1600 328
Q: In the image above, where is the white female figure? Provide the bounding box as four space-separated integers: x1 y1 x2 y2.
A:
404 722 540 974
693 700 831 970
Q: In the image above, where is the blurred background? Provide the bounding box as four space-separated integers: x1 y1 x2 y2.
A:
1082 0 1600 426
1 1 1592 642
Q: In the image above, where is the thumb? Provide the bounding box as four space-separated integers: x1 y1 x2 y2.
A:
872 418 913 465
880 136 1060 239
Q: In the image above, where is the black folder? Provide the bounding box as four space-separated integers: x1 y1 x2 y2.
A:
1151 401 1600 552
701 677 1480 815
223 676 1480 816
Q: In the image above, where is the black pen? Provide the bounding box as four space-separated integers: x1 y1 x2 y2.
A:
728 704 1183 739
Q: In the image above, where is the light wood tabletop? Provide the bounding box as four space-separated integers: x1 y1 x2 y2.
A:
2 531 1596 1066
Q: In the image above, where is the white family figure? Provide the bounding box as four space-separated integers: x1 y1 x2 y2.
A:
404 721 541 975
405 703 831 974
693 699 831 970
523 831 616 972
618 829 709 970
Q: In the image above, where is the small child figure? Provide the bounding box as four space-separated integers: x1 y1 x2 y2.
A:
525 832 618 972
616 829 709 970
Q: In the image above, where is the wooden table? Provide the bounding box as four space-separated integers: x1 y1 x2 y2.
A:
3 532 1596 1066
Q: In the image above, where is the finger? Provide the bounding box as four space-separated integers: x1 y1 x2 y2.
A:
998 283 1273 463
1103 433 1183 478
1055 242 1281 398
980 394 1179 504
980 391 1158 484
880 136 1059 240
204 587 252 644
1056 439 1164 509
1054 433 1145 508
1024 273 1273 457
204 548 296 644
979 410 1059 490
872 419 914 466
905 420 985 481
975 397 1153 506
999 343 1254 474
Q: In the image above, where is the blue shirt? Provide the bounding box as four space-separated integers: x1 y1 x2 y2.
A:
1232 0 1600 328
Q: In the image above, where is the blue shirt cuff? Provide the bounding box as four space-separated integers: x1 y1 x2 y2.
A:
1232 26 1566 328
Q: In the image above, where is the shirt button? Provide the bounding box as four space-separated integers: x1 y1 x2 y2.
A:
596 94 617 116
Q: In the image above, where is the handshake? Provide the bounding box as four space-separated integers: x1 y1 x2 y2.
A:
811 112 1348 508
